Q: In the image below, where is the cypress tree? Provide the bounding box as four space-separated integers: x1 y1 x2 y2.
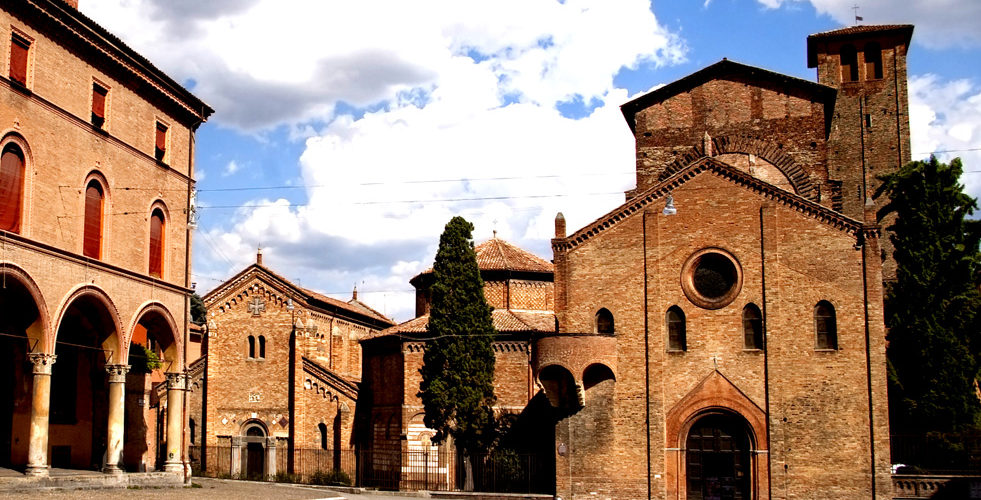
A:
880 156 981 435
418 216 497 489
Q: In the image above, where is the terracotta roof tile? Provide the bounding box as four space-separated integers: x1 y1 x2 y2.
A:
375 309 555 338
413 238 553 282
807 24 913 39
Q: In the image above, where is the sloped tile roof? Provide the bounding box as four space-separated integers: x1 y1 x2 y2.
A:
374 309 555 339
413 238 553 284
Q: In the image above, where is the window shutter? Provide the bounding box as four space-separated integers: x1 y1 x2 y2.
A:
83 183 103 258
92 85 107 127
0 146 24 232
9 37 29 86
149 210 164 277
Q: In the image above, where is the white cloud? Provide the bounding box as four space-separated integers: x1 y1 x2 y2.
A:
908 74 981 199
756 0 981 49
222 160 241 177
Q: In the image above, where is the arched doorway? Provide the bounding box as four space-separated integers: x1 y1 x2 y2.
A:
685 413 752 500
51 290 120 470
0 272 45 468
242 424 266 480
125 306 179 472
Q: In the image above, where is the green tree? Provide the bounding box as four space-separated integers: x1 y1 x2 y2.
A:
880 156 981 435
418 216 497 490
190 292 207 325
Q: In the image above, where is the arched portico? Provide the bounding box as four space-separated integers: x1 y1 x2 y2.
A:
0 265 50 475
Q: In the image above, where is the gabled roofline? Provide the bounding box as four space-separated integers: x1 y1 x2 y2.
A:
202 264 394 328
302 357 359 400
619 59 836 133
554 157 873 253
12 0 213 124
807 24 913 67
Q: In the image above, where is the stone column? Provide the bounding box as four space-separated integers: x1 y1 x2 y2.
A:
103 364 130 474
163 372 186 473
230 437 242 477
25 353 56 477
265 437 277 480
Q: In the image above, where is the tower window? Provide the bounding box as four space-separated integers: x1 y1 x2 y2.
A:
840 44 858 83
742 303 763 350
247 335 256 359
864 42 883 80
667 306 686 351
0 143 25 232
258 335 266 359
83 180 104 258
595 308 614 334
9 34 30 87
318 423 328 450
815 301 838 350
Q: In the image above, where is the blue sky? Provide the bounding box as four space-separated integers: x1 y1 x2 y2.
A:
84 0 981 322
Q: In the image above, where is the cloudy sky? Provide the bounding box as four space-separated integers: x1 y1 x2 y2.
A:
82 0 981 322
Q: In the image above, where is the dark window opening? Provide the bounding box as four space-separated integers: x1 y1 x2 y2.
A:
83 180 103 259
247 335 255 359
149 208 164 278
864 42 883 79
815 301 838 349
865 114 872 129
190 418 196 444
742 303 763 350
686 414 752 500
258 335 265 359
841 44 858 82
595 308 614 334
154 122 168 162
318 423 328 450
0 144 25 232
693 253 738 299
9 34 29 87
92 84 107 128
667 306 686 351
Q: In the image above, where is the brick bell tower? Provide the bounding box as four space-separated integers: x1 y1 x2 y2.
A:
809 24 913 279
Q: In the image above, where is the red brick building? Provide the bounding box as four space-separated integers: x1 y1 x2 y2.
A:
535 25 910 499
359 236 555 490
197 251 393 479
0 0 211 478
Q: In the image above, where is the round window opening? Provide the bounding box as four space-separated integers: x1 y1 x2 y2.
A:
682 249 742 309
693 253 737 299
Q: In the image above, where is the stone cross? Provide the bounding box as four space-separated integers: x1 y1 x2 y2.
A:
248 297 265 316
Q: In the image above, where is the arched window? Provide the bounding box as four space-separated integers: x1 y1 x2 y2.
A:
148 207 165 278
258 335 266 359
83 180 104 258
595 308 614 334
864 42 883 80
666 306 686 351
190 418 196 444
840 44 858 82
318 422 328 450
0 143 25 232
815 301 838 349
742 303 763 350
247 335 255 359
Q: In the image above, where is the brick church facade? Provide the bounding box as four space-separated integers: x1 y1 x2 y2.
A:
535 25 911 499
0 0 211 478
195 251 393 479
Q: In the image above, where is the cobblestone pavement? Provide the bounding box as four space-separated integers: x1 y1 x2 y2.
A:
0 478 401 500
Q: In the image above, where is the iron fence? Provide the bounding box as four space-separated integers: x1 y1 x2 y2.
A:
190 445 551 494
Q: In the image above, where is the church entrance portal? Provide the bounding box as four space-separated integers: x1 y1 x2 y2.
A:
242 425 265 480
685 413 752 500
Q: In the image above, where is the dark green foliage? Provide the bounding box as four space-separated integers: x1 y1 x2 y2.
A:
880 156 981 434
190 292 207 325
419 216 497 456
309 469 351 486
128 343 161 374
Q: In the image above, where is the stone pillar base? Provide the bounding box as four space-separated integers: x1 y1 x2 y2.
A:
24 465 49 477
163 461 184 473
102 464 124 475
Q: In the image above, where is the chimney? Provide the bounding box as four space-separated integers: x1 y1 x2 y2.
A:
256 247 263 266
352 285 358 301
554 212 566 238
63 0 79 8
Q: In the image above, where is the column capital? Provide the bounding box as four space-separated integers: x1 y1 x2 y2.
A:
165 372 187 390
230 436 243 447
266 436 277 448
28 353 57 375
105 364 130 383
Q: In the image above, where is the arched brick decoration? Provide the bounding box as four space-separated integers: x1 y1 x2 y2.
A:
0 263 51 352
657 135 817 200
126 301 184 368
52 284 124 362
664 370 769 500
